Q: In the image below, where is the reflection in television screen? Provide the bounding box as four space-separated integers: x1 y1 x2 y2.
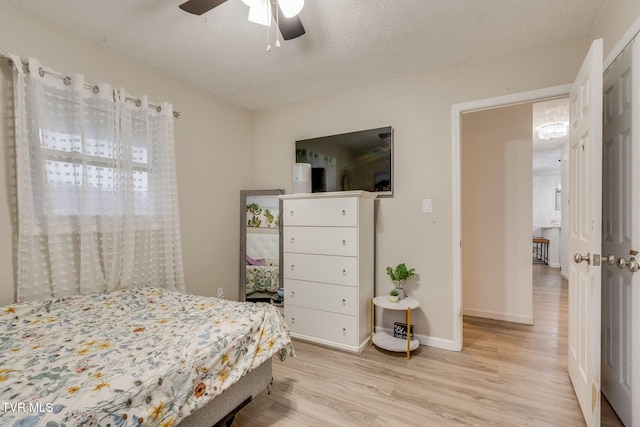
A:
295 126 393 195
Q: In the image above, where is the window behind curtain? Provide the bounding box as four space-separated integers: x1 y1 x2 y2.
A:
12 56 184 301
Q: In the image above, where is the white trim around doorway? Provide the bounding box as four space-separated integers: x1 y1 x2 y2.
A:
450 84 571 351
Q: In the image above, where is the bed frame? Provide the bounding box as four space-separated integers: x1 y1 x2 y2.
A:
0 288 291 427
180 358 273 426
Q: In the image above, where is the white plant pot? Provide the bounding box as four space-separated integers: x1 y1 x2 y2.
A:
389 295 399 303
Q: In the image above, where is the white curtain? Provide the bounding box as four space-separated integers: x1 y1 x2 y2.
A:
11 56 185 301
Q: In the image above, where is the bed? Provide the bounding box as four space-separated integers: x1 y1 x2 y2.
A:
0 287 294 426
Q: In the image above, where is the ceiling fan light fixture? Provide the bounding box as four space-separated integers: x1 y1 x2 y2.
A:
247 0 271 26
279 0 304 18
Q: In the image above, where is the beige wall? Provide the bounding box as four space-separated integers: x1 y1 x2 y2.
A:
462 104 533 324
0 2 253 304
251 36 591 345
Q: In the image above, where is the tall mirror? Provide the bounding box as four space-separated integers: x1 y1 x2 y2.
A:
239 189 284 304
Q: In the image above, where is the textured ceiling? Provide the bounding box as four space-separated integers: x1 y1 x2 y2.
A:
3 0 607 111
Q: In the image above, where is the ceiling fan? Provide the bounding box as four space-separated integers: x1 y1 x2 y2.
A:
179 0 306 41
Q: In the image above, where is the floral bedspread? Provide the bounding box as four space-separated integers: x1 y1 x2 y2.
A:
0 287 294 427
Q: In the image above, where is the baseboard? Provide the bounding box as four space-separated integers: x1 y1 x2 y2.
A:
374 326 457 351
463 308 534 325
290 332 364 354
560 270 569 280
548 262 560 268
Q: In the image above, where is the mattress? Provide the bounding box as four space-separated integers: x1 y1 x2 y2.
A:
0 287 294 426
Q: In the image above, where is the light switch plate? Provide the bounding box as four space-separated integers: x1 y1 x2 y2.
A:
422 198 432 213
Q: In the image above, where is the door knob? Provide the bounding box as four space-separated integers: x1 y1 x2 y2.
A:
616 258 629 268
602 254 616 265
617 250 640 272
617 257 628 269
616 257 639 272
574 252 590 265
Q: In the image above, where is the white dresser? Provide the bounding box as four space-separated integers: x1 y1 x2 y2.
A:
279 191 376 353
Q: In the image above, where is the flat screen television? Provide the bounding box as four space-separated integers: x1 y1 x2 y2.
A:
295 126 393 196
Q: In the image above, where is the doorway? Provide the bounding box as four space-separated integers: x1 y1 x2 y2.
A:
452 60 638 424
451 85 571 351
460 97 569 325
461 88 622 425
460 102 534 325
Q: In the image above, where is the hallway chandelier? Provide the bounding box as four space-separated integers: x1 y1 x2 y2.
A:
537 122 568 140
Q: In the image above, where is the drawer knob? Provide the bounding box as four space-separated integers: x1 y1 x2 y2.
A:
291 264 295 271
341 209 346 216
341 239 346 246
290 291 295 297
290 237 295 244
342 328 347 335
342 269 347 276
290 210 294 216
342 298 346 305
291 317 295 323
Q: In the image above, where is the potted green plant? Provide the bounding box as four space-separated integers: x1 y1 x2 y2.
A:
389 288 399 303
386 263 416 300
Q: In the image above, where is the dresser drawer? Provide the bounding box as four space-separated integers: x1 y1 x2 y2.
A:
285 279 357 315
283 197 358 227
284 226 358 256
283 253 358 286
285 305 358 346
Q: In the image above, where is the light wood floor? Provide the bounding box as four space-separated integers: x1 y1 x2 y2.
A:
235 264 624 426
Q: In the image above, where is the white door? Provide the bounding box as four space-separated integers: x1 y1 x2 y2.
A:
602 37 639 427
568 39 603 427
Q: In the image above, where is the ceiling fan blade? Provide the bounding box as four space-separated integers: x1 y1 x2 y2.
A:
273 4 306 40
179 0 228 15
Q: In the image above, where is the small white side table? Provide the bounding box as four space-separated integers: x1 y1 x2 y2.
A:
370 296 420 359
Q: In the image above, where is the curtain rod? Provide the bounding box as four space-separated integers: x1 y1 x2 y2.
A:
0 53 181 118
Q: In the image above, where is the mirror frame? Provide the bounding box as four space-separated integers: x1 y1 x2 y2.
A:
239 189 284 302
